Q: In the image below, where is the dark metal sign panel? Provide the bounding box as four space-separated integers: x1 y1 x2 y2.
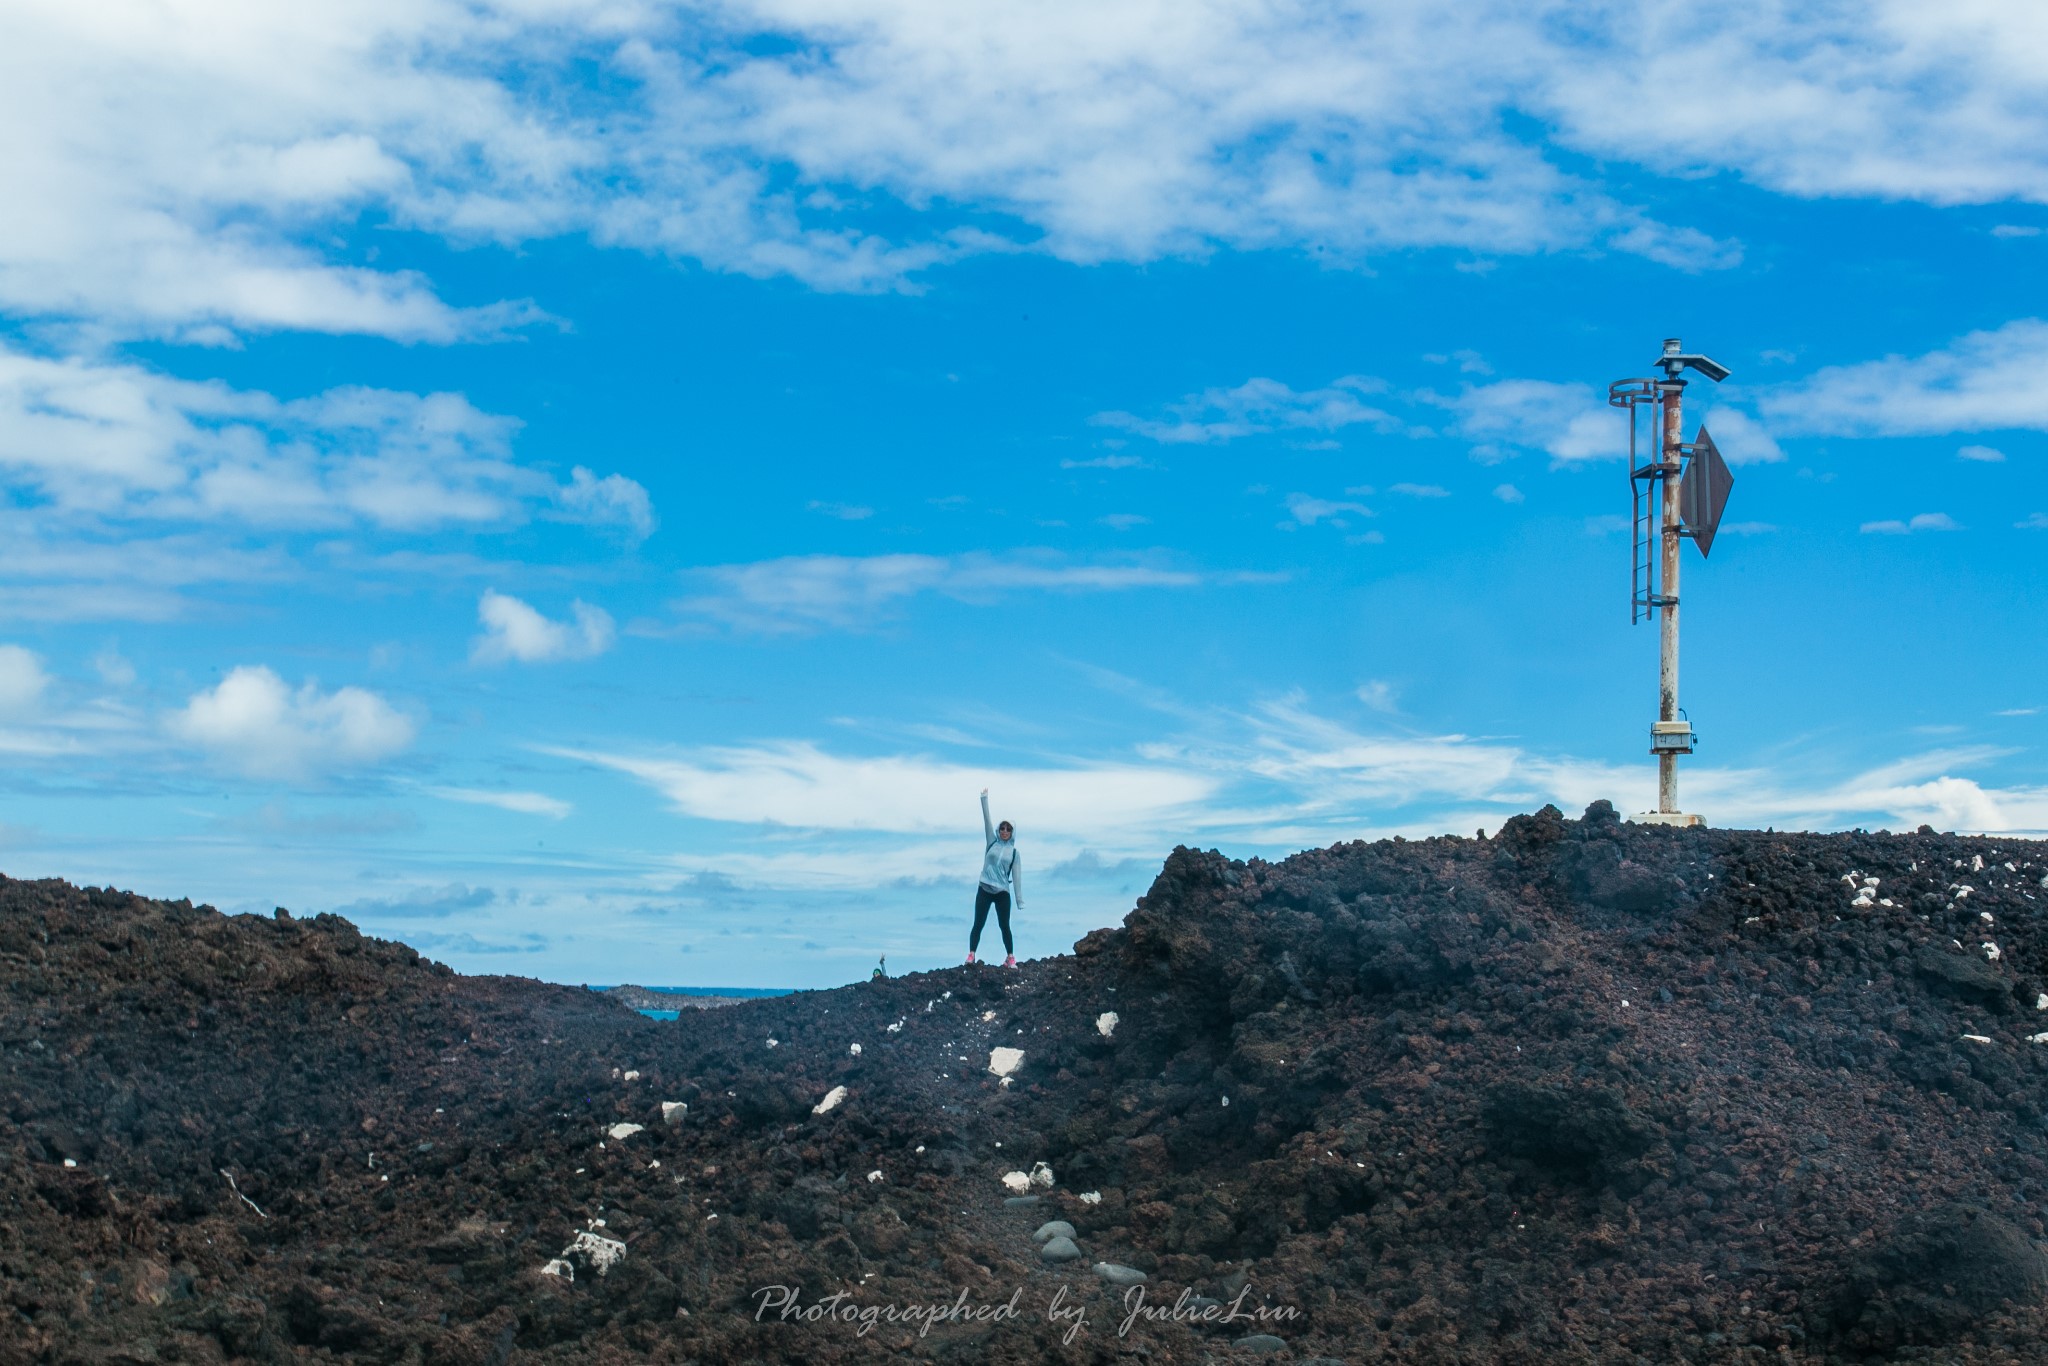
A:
1680 425 1734 557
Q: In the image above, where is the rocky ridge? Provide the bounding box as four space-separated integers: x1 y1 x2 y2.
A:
5 804 2048 1362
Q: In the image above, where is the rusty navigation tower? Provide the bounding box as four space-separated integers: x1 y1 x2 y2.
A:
1608 338 1734 827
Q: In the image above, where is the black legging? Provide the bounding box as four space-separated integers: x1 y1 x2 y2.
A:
970 886 1013 955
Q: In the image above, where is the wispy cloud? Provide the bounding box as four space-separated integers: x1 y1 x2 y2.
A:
1355 680 1399 713
0 344 650 532
1282 493 1373 528
425 786 571 819
1760 320 2048 438
402 930 548 956
1061 455 1153 470
0 644 49 719
334 884 496 919
1093 377 1398 445
807 500 875 520
546 741 1218 838
1226 699 2048 841
677 551 1265 633
1860 512 1960 535
552 694 2048 895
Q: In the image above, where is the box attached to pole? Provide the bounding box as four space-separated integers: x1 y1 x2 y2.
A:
1649 721 1694 755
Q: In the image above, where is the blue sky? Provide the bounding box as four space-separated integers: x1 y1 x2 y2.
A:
3 3 2046 986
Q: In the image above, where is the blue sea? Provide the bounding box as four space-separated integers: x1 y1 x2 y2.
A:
600 985 795 1022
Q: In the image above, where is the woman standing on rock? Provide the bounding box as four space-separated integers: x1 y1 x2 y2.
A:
969 788 1022 966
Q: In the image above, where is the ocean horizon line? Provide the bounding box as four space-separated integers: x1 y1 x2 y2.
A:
591 984 795 998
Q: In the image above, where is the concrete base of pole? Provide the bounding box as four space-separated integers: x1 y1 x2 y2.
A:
1631 811 1704 828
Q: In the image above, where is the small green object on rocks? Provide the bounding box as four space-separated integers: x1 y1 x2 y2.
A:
1033 1220 1076 1243
1039 1236 1083 1263
1003 1195 1041 1208
1234 1336 1289 1354
1093 1262 1147 1286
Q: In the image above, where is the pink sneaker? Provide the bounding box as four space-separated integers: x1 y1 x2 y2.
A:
965 951 977 964
1004 954 1016 968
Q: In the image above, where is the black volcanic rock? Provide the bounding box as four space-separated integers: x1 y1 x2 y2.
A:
5 815 2048 1362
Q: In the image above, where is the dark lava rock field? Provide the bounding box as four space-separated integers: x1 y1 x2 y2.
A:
8 803 2048 1363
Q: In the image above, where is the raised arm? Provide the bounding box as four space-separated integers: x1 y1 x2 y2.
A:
980 788 994 844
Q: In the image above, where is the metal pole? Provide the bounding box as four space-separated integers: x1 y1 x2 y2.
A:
1657 374 1684 814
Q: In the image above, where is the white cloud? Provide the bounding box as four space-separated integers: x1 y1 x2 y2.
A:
0 644 50 717
1435 377 1784 468
1389 482 1449 498
1282 493 1374 528
549 741 1218 837
1094 377 1398 445
1061 455 1152 470
544 694 2048 896
1672 749 2048 835
472 590 615 664
1542 9 2048 211
1759 320 2048 437
1958 444 2006 462
1993 225 2044 239
1694 408 1783 464
558 467 657 540
1229 698 2048 839
1444 380 1612 464
168 665 414 779
807 500 874 521
1424 350 1493 375
425 785 571 818
1355 680 1399 713
679 550 1242 632
92 645 137 687
0 1 560 341
1492 483 1525 504
0 518 292 623
1860 512 1960 534
2 0 2041 343
0 344 647 532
